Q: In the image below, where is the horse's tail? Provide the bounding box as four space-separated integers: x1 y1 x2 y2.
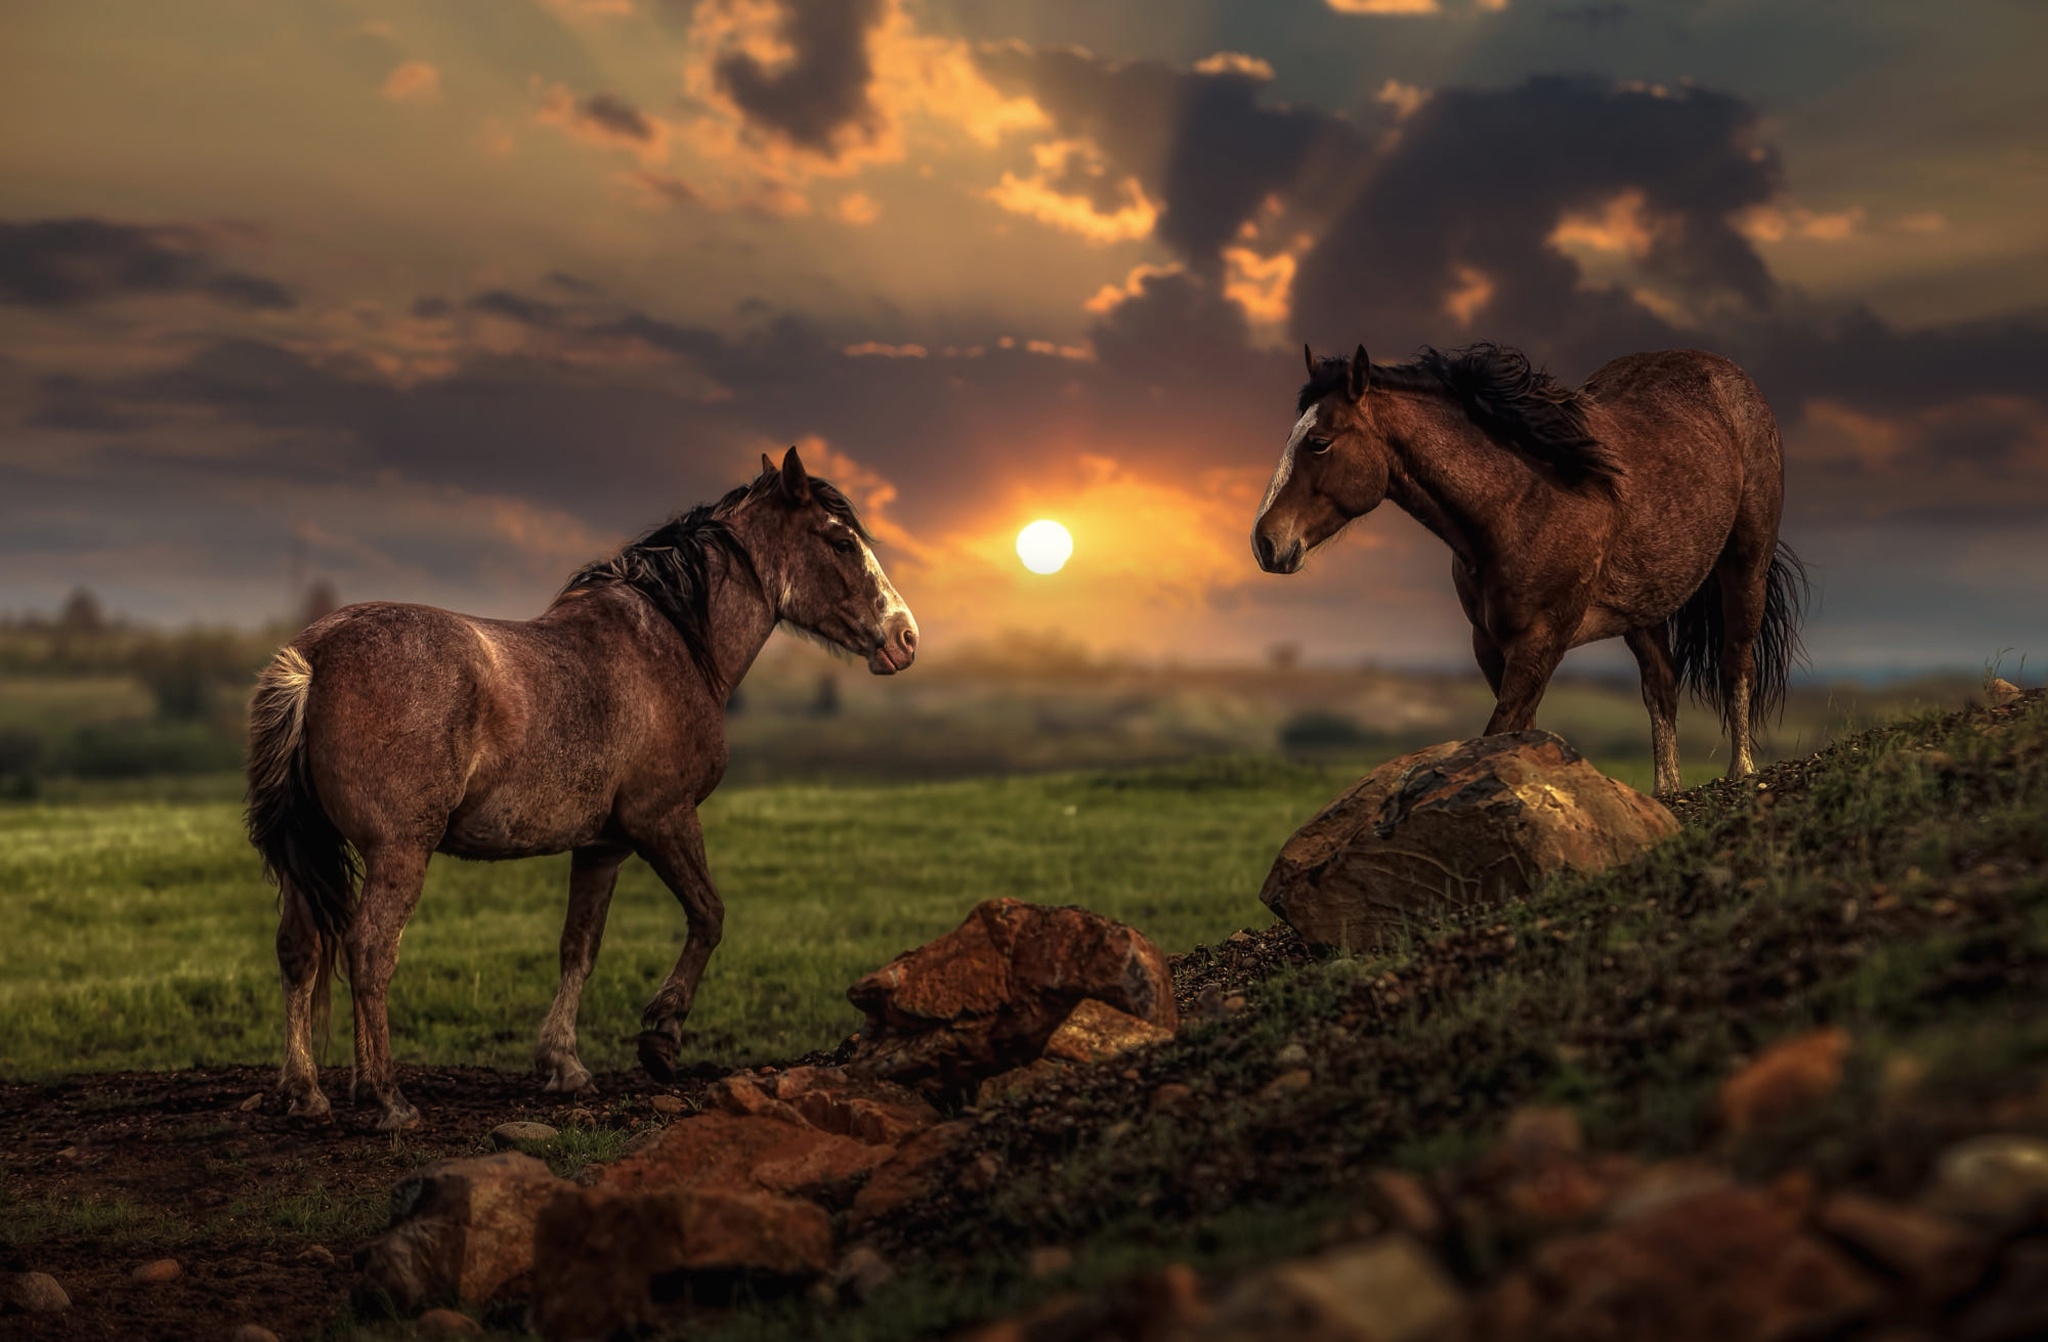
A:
1670 541 1811 733
245 645 357 1037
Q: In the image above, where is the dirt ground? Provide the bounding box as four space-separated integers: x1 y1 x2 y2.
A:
0 1064 726 1341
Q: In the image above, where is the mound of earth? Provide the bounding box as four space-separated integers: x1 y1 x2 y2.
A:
1 690 2043 1342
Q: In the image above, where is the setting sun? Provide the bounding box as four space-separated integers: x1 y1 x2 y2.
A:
1015 519 1073 574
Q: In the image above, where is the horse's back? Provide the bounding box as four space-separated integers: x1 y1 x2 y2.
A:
1582 349 1780 468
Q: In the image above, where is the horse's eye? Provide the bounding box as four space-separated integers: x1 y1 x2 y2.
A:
830 538 858 556
1307 437 1334 455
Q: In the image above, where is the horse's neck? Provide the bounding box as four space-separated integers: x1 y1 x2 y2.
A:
1380 392 1543 565
704 556 778 692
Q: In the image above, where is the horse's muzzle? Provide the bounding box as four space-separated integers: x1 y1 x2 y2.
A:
1254 530 1304 575
867 617 918 674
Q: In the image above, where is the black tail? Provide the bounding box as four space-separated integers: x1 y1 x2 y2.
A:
1669 541 1812 734
245 646 358 1016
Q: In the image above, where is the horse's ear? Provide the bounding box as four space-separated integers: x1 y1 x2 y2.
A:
780 445 812 502
1348 344 1371 400
1303 343 1315 376
760 452 776 478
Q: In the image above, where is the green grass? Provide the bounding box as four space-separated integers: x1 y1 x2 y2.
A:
0 757 1363 1079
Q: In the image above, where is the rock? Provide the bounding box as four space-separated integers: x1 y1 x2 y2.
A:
1203 1234 1461 1342
1501 1106 1583 1161
238 1091 264 1112
598 1107 891 1204
1259 1068 1313 1100
849 1120 975 1227
228 1326 279 1342
1604 1159 1734 1223
1 1271 70 1313
1988 677 2023 706
1817 1191 1991 1303
769 1067 941 1145
648 1094 686 1116
1922 1134 2048 1232
358 1151 572 1312
1029 1246 1074 1278
1150 1082 1194 1112
1261 733 1678 950
530 1186 833 1341
1042 998 1175 1065
295 1244 338 1267
1717 1026 1852 1134
847 898 1178 1098
1463 1185 1883 1342
416 1307 485 1336
830 1245 895 1302
1955 1238 2048 1342
490 1120 558 1149
1366 1169 1444 1240
963 1265 1209 1342
132 1257 183 1283
976 1059 1066 1107
1275 1041 1310 1068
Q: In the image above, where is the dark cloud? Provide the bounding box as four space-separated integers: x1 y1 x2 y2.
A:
469 290 565 326
713 0 885 155
578 92 656 143
0 217 294 310
1290 76 1778 366
975 45 1362 269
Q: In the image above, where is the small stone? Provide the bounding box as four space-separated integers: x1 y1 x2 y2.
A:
1718 1026 1851 1134
831 1245 895 1302
490 1120 558 1148
560 1106 596 1126
1368 1169 1444 1239
1275 1041 1310 1068
1259 1068 1312 1099
229 1326 279 1342
960 1152 1003 1192
1 1271 70 1313
648 1094 686 1116
1208 1234 1461 1342
1040 998 1174 1065
1028 1246 1074 1278
1817 1191 1991 1303
132 1257 183 1283
1922 1134 2048 1231
1222 994 1248 1013
295 1244 337 1266
1988 677 2023 706
417 1307 485 1336
1150 1082 1194 1112
238 1092 264 1112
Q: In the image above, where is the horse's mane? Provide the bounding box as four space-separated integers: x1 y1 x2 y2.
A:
560 464 871 692
1300 343 1621 489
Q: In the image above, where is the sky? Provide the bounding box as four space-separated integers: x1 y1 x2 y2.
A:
2 0 2044 672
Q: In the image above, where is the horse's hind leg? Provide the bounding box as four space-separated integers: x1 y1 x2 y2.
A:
630 808 723 1083
1624 625 1683 797
535 844 626 1094
276 879 331 1120
346 844 431 1130
1715 542 1774 778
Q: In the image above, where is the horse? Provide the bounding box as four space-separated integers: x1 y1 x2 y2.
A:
1251 342 1806 797
245 448 917 1130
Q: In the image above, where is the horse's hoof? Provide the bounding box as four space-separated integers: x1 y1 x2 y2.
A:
285 1092 333 1122
542 1062 594 1094
636 1030 679 1083
375 1098 421 1131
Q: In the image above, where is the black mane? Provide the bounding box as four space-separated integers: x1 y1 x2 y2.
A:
1300 343 1621 488
561 465 871 692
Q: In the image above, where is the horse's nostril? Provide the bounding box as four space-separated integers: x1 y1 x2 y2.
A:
1254 533 1276 569
899 627 917 652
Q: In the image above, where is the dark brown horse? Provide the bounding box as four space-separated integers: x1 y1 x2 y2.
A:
1252 343 1806 796
246 449 916 1129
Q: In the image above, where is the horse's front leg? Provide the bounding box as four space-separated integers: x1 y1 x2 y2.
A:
535 843 627 1094
1483 621 1571 735
1624 624 1683 797
630 808 724 1083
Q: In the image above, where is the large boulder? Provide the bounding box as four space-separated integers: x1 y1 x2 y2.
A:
847 898 1178 1098
357 1151 571 1313
1261 732 1678 951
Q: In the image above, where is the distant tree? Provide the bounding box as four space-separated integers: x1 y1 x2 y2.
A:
1267 642 1301 671
58 588 106 635
812 672 841 717
300 579 339 629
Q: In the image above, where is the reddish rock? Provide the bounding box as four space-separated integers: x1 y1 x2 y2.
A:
1718 1027 1852 1135
1043 998 1175 1064
1366 1169 1445 1241
1205 1234 1462 1342
847 898 1178 1097
1260 732 1678 951
768 1066 940 1145
1462 1185 1883 1342
978 1059 1066 1108
130 1257 182 1283
358 1151 571 1312
1817 1191 1991 1303
530 1186 833 1342
849 1120 975 1227
960 1265 1208 1342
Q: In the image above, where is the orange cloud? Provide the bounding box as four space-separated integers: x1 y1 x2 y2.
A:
535 82 672 164
380 60 442 103
1736 203 1866 243
832 190 882 225
1374 78 1430 120
1442 263 1493 324
1193 52 1275 80
1222 246 1298 329
1549 188 1658 257
1084 263 1184 316
985 139 1158 244
843 341 927 358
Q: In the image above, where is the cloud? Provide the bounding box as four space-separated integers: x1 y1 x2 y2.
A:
380 60 442 102
705 0 886 156
985 139 1159 244
0 218 294 311
535 84 672 163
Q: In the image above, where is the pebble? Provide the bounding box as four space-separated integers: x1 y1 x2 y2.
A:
131 1257 183 1283
295 1244 338 1267
1922 1133 2048 1229
237 1092 264 1112
1 1271 70 1313
417 1307 485 1336
648 1094 686 1115
1149 1082 1194 1111
229 1326 280 1342
1275 1042 1310 1068
560 1106 597 1126
1259 1068 1313 1100
488 1121 558 1148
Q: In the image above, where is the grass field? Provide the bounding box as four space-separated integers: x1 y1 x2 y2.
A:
0 758 1382 1080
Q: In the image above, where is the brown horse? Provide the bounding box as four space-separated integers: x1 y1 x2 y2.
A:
245 449 917 1129
1252 343 1806 797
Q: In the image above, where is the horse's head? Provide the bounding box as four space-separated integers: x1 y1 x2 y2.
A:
1252 344 1390 575
736 447 918 674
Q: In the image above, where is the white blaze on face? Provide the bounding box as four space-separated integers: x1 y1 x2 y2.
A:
1257 405 1320 523
859 535 912 628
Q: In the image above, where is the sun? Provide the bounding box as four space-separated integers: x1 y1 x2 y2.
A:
1015 519 1073 574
